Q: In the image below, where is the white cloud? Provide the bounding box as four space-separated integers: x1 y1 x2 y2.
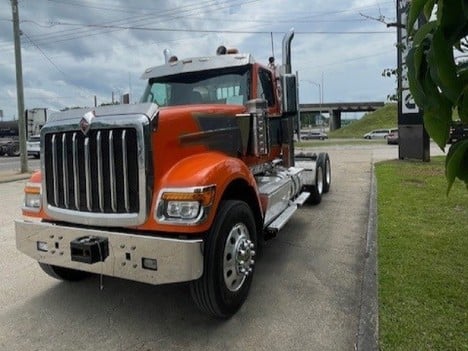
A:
0 0 397 119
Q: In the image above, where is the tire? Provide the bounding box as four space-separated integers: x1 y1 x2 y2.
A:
322 153 331 193
7 145 20 157
38 263 91 281
190 200 257 318
306 159 324 205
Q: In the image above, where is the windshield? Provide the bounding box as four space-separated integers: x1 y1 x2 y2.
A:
140 66 250 107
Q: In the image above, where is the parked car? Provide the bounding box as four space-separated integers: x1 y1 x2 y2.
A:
448 122 468 144
301 131 328 140
27 135 41 158
363 128 392 139
386 128 399 145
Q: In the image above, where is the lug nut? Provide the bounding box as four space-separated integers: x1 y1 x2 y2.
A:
250 243 254 249
250 259 255 265
239 260 245 266
251 250 256 257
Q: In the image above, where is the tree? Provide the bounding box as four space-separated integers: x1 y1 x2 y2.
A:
406 0 468 192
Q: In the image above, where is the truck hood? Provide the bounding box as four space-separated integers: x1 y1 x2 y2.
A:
47 103 159 123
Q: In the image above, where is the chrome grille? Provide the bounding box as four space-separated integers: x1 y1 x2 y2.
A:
44 128 139 214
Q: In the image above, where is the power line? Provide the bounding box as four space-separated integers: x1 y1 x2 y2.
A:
22 31 68 78
21 30 98 102
0 1 394 51
26 0 254 45
22 0 391 47
45 22 395 35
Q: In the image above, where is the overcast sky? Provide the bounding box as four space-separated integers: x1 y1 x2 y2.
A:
0 0 397 120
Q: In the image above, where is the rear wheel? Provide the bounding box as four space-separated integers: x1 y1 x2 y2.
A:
190 200 257 318
38 263 91 281
306 159 324 205
7 145 20 157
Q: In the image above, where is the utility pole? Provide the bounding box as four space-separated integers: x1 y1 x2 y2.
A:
11 0 28 173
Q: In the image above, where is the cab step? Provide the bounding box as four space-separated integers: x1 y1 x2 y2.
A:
266 204 298 234
293 191 310 206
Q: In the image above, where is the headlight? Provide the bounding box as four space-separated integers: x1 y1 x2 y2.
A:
166 201 200 219
156 185 215 225
23 183 42 212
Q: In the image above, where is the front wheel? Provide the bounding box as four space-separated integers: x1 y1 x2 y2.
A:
190 200 257 318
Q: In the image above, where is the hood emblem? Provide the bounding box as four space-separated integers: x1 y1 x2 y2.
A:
80 111 95 135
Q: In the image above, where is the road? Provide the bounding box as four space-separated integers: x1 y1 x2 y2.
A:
0 143 444 351
0 155 40 173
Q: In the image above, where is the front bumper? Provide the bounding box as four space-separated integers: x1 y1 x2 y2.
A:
15 220 204 285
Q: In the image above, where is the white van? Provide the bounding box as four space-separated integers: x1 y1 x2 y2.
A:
363 129 391 139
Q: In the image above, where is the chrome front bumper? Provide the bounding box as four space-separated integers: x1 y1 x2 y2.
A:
15 220 204 285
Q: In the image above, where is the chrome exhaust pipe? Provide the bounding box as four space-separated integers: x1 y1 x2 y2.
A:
163 49 171 64
282 28 295 74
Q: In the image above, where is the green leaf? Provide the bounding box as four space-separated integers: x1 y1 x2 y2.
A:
463 0 468 20
406 45 428 107
439 0 468 43
458 62 468 83
457 86 468 124
421 71 452 148
408 0 429 34
423 0 436 19
428 29 463 104
446 139 468 193
412 22 436 46
422 105 451 151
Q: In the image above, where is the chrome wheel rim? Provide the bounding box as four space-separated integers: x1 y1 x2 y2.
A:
325 159 331 185
223 223 255 292
317 166 323 194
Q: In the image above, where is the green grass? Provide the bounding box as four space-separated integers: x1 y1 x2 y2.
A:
329 103 398 138
376 157 468 350
295 138 385 148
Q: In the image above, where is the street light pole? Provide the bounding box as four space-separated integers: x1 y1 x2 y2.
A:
11 0 28 173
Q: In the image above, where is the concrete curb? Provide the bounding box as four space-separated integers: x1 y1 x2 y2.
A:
0 172 32 184
356 165 379 350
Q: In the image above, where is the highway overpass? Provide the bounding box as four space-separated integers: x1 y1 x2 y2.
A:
300 101 385 130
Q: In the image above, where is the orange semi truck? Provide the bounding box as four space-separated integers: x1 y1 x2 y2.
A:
15 30 331 318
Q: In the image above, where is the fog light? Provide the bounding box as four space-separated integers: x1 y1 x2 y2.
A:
37 241 48 252
142 257 158 271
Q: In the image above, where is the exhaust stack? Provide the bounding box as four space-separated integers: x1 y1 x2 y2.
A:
163 49 171 64
282 28 295 74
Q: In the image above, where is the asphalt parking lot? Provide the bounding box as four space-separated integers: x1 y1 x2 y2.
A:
0 143 444 351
